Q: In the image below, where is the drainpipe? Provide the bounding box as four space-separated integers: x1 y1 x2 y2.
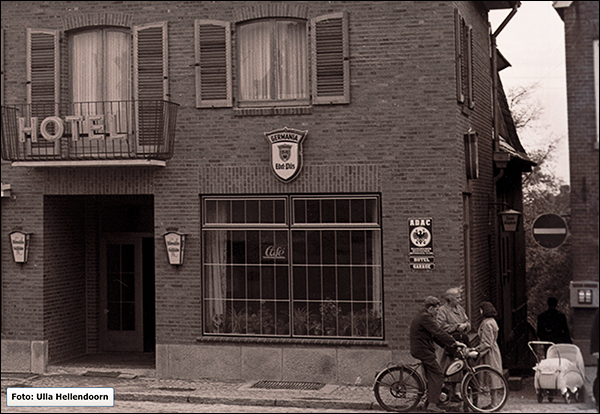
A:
492 2 520 154
490 2 520 357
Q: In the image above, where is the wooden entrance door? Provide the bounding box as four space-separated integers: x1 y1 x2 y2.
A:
100 233 147 352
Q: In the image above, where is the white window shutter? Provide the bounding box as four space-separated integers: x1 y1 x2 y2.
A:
195 19 232 108
312 12 350 105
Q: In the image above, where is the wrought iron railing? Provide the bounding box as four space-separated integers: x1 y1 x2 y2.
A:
1 100 179 162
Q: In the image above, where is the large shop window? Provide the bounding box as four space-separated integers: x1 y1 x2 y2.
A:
202 195 383 339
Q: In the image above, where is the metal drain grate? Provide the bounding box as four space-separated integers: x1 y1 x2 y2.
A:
82 371 121 378
250 381 325 390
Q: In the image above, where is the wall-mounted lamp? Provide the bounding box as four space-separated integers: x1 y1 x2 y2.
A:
499 209 521 232
163 230 186 266
9 230 32 263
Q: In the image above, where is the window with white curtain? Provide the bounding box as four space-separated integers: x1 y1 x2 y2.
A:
202 195 383 339
237 19 308 107
71 28 131 131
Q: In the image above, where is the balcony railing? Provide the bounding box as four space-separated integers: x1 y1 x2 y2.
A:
1 100 179 163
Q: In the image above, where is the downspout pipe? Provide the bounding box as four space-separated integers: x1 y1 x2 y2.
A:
489 2 520 359
492 3 520 38
492 2 520 154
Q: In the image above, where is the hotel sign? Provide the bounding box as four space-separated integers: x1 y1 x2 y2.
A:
18 114 127 142
264 127 307 182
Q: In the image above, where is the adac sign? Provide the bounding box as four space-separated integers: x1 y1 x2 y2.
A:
264 127 307 182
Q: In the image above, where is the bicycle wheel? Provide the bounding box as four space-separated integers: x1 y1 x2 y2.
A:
373 366 425 412
461 366 508 412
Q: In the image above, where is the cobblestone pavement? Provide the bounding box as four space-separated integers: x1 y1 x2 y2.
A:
2 366 598 413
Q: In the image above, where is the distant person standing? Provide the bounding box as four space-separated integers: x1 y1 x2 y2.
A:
591 308 598 412
536 297 572 344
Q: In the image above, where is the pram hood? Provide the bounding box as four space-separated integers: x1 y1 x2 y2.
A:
546 343 586 378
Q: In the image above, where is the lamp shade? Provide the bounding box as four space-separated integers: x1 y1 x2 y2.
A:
499 209 521 232
163 231 186 265
9 230 31 263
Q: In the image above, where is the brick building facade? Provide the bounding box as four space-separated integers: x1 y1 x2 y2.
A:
554 0 599 363
1 1 533 383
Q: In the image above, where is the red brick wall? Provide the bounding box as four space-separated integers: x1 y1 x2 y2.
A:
1 1 502 357
43 196 86 363
563 1 600 339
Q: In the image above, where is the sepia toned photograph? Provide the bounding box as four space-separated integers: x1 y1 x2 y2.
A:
1 1 597 412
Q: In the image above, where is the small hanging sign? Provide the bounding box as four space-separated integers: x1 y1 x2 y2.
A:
408 218 435 270
264 127 307 182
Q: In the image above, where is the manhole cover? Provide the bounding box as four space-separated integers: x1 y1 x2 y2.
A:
250 381 325 390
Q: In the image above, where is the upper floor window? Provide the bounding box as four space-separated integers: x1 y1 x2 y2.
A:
237 19 308 107
27 21 168 111
195 12 349 110
455 9 474 109
19 20 173 160
71 28 131 106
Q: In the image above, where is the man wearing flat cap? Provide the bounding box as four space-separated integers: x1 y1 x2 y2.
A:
410 296 465 412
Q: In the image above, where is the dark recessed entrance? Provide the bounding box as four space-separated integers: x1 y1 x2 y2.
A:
98 196 155 353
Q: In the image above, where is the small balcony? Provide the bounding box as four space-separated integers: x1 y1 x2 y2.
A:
1 100 179 167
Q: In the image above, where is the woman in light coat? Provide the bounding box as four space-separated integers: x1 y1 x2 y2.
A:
475 301 503 405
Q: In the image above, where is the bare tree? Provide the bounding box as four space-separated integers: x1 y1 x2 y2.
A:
508 84 572 330
507 84 543 131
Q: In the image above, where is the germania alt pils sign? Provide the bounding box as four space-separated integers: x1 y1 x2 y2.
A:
264 127 307 182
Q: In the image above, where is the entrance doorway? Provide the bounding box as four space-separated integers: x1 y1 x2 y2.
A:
100 233 151 352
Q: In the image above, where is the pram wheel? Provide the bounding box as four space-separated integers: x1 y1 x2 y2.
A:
564 391 573 404
537 392 544 403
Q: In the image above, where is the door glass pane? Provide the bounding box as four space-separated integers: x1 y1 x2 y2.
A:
107 303 120 330
121 272 135 302
106 243 135 332
121 303 135 331
121 244 135 272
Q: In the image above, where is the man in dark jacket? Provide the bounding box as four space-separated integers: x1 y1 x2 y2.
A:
536 297 572 344
410 296 465 413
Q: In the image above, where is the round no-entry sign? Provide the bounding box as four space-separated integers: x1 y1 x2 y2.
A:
532 213 568 249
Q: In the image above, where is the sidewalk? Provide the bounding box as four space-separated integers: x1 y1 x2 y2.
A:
2 365 598 412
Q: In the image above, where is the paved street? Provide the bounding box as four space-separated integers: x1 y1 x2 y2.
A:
2 366 597 413
2 391 597 413
1 395 387 413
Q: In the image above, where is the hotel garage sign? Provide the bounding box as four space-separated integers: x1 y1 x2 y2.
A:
408 218 435 270
264 127 307 182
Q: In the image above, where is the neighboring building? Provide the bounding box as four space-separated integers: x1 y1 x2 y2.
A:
553 1 599 365
1 1 533 383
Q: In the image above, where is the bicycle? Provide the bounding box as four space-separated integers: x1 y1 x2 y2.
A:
373 346 509 412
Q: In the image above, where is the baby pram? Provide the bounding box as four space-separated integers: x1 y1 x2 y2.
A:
528 341 586 404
